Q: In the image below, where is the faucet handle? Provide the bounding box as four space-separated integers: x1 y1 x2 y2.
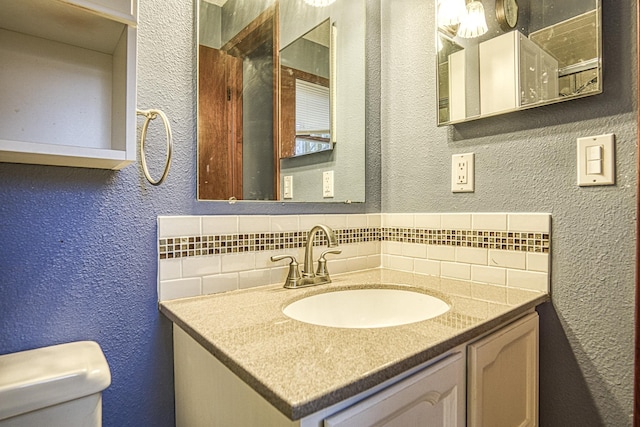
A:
316 249 342 277
270 255 302 288
271 254 297 263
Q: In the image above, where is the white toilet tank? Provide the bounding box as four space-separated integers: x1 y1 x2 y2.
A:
0 341 111 427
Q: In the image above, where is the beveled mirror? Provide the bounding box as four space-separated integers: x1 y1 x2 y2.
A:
197 0 365 203
436 0 602 125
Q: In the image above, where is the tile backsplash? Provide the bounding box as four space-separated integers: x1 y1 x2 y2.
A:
157 213 551 301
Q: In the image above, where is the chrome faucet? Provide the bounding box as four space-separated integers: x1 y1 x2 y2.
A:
303 224 338 277
270 224 341 288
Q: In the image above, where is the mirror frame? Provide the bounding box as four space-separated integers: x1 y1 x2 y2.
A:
436 0 603 126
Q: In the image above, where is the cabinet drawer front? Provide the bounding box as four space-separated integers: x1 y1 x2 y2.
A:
324 352 465 427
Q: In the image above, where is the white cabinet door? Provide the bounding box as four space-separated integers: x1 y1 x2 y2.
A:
479 31 519 115
468 313 539 427
324 352 465 427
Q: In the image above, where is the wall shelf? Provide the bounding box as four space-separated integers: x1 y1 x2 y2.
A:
0 0 137 170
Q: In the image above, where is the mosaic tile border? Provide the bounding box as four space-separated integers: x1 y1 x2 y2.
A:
382 228 550 253
159 227 550 259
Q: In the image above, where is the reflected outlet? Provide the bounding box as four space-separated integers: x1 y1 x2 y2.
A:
323 171 334 198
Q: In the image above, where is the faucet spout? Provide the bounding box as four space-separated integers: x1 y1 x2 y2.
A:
303 224 337 277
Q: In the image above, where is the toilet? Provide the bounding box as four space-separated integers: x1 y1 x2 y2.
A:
0 341 111 427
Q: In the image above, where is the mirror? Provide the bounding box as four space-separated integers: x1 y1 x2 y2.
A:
280 19 334 158
197 0 365 202
436 0 602 125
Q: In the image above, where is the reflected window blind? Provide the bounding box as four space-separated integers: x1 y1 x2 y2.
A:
295 79 330 134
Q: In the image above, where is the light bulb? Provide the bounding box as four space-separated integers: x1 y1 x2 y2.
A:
457 1 488 38
437 0 467 26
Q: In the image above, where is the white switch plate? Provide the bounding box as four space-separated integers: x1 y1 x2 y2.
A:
283 175 293 199
451 153 474 192
323 170 334 198
577 134 615 186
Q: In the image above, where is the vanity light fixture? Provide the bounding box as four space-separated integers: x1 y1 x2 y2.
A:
457 1 488 38
437 0 467 26
303 0 337 7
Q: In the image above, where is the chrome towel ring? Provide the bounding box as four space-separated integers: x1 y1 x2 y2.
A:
136 108 172 186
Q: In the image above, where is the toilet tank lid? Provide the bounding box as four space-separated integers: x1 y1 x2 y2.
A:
0 341 111 421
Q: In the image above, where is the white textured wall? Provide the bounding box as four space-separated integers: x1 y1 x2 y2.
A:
380 0 636 425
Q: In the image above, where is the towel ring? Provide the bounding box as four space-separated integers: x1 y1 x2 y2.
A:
137 109 172 186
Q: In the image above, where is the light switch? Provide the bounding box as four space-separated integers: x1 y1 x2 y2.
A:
587 159 602 175
586 145 602 161
577 134 615 186
586 145 603 174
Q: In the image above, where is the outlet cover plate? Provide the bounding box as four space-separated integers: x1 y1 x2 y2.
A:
451 153 475 193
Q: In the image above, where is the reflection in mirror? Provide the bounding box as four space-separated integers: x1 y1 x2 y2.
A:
197 0 365 203
198 0 278 200
437 0 601 125
280 19 334 158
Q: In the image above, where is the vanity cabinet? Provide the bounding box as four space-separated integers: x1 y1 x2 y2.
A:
468 313 539 427
172 311 539 427
479 31 558 116
173 325 464 427
0 0 137 170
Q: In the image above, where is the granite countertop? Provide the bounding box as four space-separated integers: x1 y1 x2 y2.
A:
159 268 549 420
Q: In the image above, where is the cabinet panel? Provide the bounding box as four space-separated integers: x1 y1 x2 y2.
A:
448 51 467 122
468 313 539 427
174 326 299 427
479 32 518 115
324 353 465 427
63 0 137 25
0 0 137 170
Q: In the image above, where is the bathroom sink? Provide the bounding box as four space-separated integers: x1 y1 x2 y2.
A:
282 288 450 328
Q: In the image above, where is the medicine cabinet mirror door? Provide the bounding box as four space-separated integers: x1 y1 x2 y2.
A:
196 0 366 203
280 19 334 160
437 0 602 125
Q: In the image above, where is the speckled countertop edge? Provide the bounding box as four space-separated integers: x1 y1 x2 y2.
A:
159 268 549 420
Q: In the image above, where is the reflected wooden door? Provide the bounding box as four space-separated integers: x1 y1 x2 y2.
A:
198 45 243 200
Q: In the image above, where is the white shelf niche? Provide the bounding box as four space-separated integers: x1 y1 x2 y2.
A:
0 0 137 170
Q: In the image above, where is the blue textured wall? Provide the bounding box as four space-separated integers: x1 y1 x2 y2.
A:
0 1 380 426
381 0 636 425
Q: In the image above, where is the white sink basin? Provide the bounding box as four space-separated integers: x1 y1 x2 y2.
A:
282 288 450 328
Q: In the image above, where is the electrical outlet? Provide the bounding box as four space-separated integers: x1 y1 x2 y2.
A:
323 170 334 198
283 176 293 199
451 153 474 192
456 159 468 184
